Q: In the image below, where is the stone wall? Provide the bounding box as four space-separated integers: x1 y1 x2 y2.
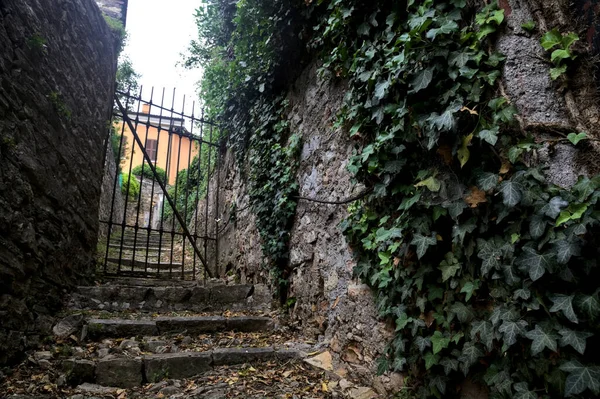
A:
98 140 125 237
191 64 399 393
0 0 118 365
96 0 128 25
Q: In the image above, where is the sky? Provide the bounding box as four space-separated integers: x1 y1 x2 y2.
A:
122 0 204 120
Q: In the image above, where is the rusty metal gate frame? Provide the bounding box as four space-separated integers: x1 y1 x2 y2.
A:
99 88 221 280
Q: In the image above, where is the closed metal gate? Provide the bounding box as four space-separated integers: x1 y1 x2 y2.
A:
98 88 221 280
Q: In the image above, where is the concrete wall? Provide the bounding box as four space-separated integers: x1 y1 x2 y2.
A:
0 0 118 364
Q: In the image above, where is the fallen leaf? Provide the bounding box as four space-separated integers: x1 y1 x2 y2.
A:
465 186 487 208
322 382 328 392
331 296 340 309
436 145 453 165
499 160 511 174
460 105 478 115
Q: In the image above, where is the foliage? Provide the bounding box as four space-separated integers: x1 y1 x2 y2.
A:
110 125 126 175
116 56 141 108
540 29 579 80
313 0 600 398
26 33 47 52
163 153 206 225
132 162 167 184
186 0 308 288
103 14 127 54
247 98 301 293
121 173 140 199
48 91 72 121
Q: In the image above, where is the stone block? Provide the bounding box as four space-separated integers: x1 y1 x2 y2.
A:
53 314 84 338
144 352 212 382
96 357 142 388
226 317 274 332
212 347 276 366
155 316 226 334
86 319 158 339
152 287 191 304
61 359 95 385
188 286 210 306
210 285 252 304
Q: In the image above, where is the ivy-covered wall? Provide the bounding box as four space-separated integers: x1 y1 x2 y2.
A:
188 0 600 397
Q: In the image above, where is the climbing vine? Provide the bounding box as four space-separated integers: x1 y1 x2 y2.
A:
315 0 600 398
185 0 309 287
190 0 600 397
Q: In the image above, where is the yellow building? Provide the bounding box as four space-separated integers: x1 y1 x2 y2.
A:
119 104 199 185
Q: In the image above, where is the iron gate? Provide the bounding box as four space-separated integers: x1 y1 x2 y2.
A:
98 88 221 280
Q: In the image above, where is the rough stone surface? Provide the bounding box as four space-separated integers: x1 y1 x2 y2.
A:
87 319 158 339
227 316 274 332
0 0 117 365
144 352 212 382
98 138 125 238
95 356 142 388
61 359 95 385
69 283 270 312
212 347 277 366
52 314 84 338
155 316 227 334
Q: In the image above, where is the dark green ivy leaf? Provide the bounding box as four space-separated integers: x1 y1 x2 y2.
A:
529 215 546 239
414 336 432 353
516 247 555 281
549 294 579 323
478 127 499 145
458 342 484 375
440 357 459 375
477 172 499 191
431 331 451 354
470 320 494 351
541 196 569 219
410 67 434 93
411 233 437 259
499 180 522 207
498 319 528 348
524 325 558 356
558 328 593 355
429 374 448 395
560 360 600 397
513 382 537 399
554 239 581 264
450 302 474 323
424 351 440 370
576 294 600 321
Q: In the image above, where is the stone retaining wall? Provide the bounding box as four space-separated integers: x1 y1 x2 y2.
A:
0 0 118 364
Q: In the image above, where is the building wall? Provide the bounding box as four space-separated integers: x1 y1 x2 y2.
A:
118 121 200 186
0 0 117 365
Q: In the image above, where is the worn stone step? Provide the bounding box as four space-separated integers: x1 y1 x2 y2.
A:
85 316 274 340
69 283 271 312
108 243 163 252
93 347 301 387
105 258 183 269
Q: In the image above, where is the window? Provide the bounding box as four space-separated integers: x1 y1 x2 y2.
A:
146 139 158 162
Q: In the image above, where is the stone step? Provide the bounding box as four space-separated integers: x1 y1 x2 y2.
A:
85 316 274 340
108 243 163 252
99 276 199 287
105 258 183 269
93 347 301 388
69 283 271 312
110 238 172 246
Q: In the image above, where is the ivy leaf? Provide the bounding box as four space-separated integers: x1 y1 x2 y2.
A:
566 132 587 145
529 215 546 239
576 294 600 321
431 331 451 354
450 302 474 323
560 360 600 397
431 109 455 131
513 382 537 399
457 133 473 168
513 286 531 300
550 65 567 80
375 227 403 243
551 49 571 63
542 196 569 219
541 29 562 50
498 319 528 348
439 253 461 282
374 79 390 100
470 320 494 351
549 294 579 323
440 358 459 375
554 239 581 264
414 336 432 353
429 374 448 395
411 234 437 259
410 67 434 93
499 180 522 207
477 172 499 191
559 328 593 355
516 247 555 281
460 280 480 302
524 325 558 355
561 32 580 49
458 342 483 375
424 351 440 370
478 127 499 145
449 51 471 68
414 176 441 192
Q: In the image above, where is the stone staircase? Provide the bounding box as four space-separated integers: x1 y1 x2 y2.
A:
2 278 343 398
103 229 196 279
